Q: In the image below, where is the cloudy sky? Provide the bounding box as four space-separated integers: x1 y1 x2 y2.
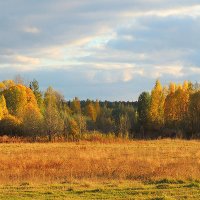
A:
1 0 200 100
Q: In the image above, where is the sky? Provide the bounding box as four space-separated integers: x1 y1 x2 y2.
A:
1 0 200 101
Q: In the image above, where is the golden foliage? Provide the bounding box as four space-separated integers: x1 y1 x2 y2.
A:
3 84 40 119
169 82 176 94
164 86 189 126
149 80 165 127
0 95 8 120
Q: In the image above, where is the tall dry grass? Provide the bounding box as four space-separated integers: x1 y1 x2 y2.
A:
0 140 199 184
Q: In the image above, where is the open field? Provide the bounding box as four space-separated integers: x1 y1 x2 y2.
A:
0 140 199 199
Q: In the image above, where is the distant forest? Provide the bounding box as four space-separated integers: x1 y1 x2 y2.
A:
0 76 200 141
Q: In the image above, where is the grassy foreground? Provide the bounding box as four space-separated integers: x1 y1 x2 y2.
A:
0 180 200 200
0 140 199 199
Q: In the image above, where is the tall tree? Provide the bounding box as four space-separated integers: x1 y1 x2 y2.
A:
174 85 189 128
44 87 64 141
149 80 165 129
164 82 189 130
138 92 150 129
0 95 8 120
164 82 177 127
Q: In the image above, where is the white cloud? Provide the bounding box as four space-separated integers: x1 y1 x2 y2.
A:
153 65 184 77
23 26 40 34
15 55 40 65
123 4 200 18
122 68 144 82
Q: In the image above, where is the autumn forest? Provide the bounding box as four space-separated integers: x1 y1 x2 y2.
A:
0 78 200 141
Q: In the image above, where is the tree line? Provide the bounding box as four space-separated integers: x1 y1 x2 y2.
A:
0 78 200 141
138 80 200 139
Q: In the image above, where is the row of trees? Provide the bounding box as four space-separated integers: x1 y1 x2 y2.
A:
0 78 200 141
0 79 138 141
138 80 200 138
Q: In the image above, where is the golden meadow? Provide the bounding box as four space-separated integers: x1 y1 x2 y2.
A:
0 139 199 184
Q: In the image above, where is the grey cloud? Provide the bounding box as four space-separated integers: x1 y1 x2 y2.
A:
108 16 200 51
107 16 200 67
1 1 200 52
1 1 200 100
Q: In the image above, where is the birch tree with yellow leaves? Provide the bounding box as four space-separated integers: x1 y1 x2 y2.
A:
149 80 165 129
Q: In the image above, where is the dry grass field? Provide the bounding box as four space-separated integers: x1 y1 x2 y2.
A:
0 139 200 199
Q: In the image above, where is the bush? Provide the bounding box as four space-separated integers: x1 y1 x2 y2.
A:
0 114 22 136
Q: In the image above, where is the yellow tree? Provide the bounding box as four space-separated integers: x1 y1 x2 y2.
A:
164 81 189 129
3 84 39 118
182 81 189 91
0 95 8 120
169 82 176 93
164 82 177 126
149 80 165 129
3 85 27 117
26 87 38 106
2 83 42 136
174 85 189 127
